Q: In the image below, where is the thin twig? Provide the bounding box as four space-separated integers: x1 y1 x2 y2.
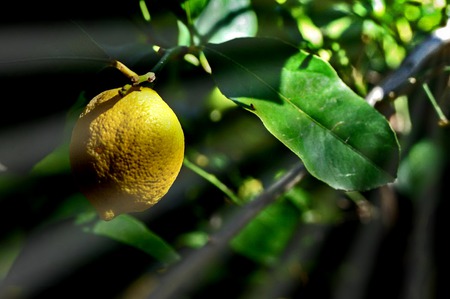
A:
151 46 189 74
422 82 449 126
147 163 306 299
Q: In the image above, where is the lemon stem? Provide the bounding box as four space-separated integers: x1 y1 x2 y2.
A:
183 157 242 205
137 72 156 85
112 60 140 82
115 46 193 92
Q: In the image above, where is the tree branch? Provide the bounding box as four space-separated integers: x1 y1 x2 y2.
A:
147 163 306 299
366 18 450 106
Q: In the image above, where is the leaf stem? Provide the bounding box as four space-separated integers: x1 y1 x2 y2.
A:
183 157 241 205
345 191 377 222
422 82 449 127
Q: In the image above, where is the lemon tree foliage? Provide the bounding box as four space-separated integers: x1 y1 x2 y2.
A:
1 0 448 298
204 38 399 191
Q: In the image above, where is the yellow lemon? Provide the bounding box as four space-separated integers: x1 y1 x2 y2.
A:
70 86 184 221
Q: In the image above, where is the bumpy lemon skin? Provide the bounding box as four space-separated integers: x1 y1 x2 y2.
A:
70 86 184 221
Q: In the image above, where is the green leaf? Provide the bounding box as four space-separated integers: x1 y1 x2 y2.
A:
30 143 71 176
204 37 399 191
86 214 180 264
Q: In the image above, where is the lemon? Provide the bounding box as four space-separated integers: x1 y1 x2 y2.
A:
70 86 184 221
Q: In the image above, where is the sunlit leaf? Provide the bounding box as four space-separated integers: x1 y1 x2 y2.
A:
86 215 180 264
204 37 400 191
195 0 257 43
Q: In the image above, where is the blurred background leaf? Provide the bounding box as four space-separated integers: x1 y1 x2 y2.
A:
84 214 180 264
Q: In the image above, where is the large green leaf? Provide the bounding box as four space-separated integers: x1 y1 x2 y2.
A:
204 37 399 191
